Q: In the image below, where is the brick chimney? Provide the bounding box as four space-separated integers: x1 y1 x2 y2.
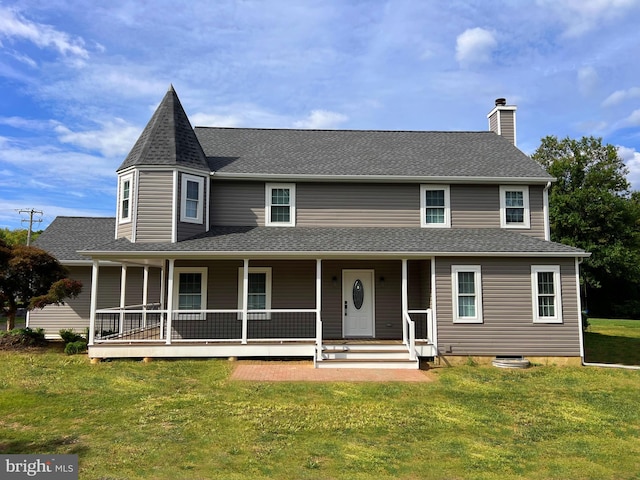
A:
487 98 517 145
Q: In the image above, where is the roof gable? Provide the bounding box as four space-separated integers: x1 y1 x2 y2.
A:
118 85 208 172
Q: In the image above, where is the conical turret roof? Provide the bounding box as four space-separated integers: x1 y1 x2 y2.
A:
117 85 209 172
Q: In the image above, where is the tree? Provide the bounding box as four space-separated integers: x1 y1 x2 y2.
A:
0 239 82 330
0 228 42 246
532 135 640 317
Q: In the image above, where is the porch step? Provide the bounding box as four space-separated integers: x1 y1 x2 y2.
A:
317 343 419 369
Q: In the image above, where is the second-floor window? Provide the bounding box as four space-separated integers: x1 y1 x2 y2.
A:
181 174 204 224
119 174 133 224
500 185 530 228
421 185 451 228
266 183 295 226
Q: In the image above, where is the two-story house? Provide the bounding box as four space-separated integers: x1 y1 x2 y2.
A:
31 86 588 368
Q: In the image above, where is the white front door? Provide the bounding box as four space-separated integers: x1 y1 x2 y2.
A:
342 270 375 337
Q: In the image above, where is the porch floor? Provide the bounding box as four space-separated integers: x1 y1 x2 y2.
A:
230 360 435 382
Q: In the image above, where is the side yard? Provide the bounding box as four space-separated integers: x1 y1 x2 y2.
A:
584 318 640 365
0 346 639 480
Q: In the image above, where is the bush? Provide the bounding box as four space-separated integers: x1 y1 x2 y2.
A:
0 328 47 349
582 310 590 331
64 340 87 355
59 329 85 344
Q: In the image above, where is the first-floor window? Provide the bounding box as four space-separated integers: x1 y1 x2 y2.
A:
531 265 563 323
173 267 207 319
452 265 483 323
238 267 272 319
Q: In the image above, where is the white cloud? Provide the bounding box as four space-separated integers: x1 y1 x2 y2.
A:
53 118 141 157
602 87 640 107
455 28 497 67
293 110 348 129
617 145 640 190
537 0 639 37
0 6 89 58
577 66 599 95
624 109 640 126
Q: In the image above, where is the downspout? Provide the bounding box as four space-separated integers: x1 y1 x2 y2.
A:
543 181 551 241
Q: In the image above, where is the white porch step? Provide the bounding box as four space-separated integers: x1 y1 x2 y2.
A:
317 343 419 369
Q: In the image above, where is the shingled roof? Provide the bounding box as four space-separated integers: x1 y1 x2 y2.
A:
195 127 553 180
33 217 115 262
117 85 208 172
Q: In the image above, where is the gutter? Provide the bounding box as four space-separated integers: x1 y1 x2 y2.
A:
582 361 640 370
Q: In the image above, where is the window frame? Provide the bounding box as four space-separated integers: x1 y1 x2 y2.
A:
172 267 208 320
420 184 451 228
500 185 530 229
180 174 205 224
265 183 296 227
531 265 563 323
118 173 134 224
451 265 483 324
237 267 273 320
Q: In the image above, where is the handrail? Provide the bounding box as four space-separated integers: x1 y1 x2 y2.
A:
403 311 416 361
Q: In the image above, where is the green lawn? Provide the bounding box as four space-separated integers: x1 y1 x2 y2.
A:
584 318 640 365
1 347 639 480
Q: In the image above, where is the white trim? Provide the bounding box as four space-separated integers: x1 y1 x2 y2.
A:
265 183 296 226
543 181 551 241
166 259 175 344
171 170 178 243
88 260 99 346
118 173 134 224
500 185 530 229
451 265 483 323
430 257 438 350
237 266 272 319
180 173 205 224
576 258 585 359
420 184 451 228
173 267 208 320
531 265 563 324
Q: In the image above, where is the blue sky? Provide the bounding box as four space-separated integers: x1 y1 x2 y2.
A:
1 0 640 230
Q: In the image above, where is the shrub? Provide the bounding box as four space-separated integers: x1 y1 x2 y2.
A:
59 329 85 344
64 340 87 355
0 328 47 349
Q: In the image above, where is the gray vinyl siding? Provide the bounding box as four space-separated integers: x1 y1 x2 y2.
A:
210 180 263 226
434 257 580 356
451 184 546 239
117 220 132 240
135 170 173 243
177 172 207 241
297 183 418 227
489 113 499 133
499 110 515 144
28 266 162 337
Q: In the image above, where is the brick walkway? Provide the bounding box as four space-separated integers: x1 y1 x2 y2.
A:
230 361 434 382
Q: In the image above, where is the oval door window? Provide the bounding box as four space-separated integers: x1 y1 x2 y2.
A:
352 279 364 309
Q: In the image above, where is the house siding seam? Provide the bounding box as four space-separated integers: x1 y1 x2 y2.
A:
434 257 580 356
135 170 173 243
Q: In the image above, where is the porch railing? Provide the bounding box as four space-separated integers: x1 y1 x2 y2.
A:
93 307 320 345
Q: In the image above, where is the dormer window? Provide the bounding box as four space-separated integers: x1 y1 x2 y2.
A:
266 183 296 226
119 173 133 224
181 174 204 224
500 185 530 228
420 185 451 228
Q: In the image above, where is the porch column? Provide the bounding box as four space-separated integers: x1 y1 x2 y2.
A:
165 259 175 345
88 259 99 346
142 266 149 328
315 259 322 357
402 259 408 345
119 265 128 335
241 259 249 344
159 263 166 339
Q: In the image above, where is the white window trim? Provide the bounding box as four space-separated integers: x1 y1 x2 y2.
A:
173 267 208 320
531 265 563 324
118 173 134 224
500 185 530 229
238 267 272 320
420 184 451 228
451 265 483 324
265 183 296 227
180 174 205 224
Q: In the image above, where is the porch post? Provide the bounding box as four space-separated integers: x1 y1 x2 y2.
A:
241 259 249 344
315 259 322 361
402 259 408 345
119 265 127 335
159 263 166 339
165 259 175 345
142 266 149 328
88 259 99 346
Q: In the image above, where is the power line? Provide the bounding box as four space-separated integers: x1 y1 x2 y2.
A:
17 209 43 246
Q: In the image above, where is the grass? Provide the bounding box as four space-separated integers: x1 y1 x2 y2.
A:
0 348 639 480
584 318 640 365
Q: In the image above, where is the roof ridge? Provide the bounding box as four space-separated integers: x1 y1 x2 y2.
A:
194 126 494 134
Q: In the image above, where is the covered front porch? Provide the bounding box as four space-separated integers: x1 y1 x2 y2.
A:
87 256 437 368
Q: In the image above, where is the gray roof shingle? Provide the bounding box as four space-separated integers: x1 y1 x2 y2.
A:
82 226 586 257
33 217 116 262
195 128 553 180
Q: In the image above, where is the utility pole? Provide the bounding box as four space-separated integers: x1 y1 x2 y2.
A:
18 209 43 246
